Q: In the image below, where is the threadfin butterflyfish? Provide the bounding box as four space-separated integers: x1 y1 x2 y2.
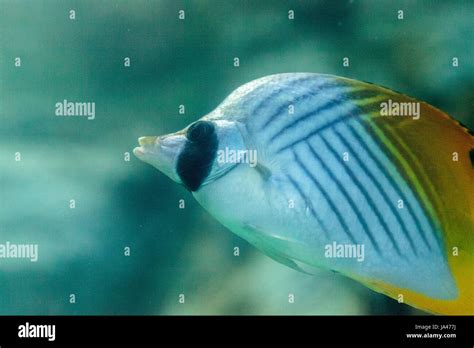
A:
134 73 474 314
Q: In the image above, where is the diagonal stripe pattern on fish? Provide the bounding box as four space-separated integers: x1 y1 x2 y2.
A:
134 73 474 314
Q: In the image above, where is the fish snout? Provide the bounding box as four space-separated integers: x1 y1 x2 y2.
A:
133 133 186 184
134 136 159 157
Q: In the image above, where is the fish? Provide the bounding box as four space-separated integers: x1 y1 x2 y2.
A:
133 73 474 315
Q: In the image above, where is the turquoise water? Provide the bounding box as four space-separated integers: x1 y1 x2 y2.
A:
0 0 472 314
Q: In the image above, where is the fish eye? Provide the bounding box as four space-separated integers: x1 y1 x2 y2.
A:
186 121 214 143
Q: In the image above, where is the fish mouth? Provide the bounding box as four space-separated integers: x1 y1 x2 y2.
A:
133 136 158 157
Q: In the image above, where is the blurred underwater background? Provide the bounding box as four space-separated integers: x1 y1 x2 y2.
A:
0 0 472 314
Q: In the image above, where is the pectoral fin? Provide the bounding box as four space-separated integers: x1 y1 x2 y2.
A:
241 223 318 275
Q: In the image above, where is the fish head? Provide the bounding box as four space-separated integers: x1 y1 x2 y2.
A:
134 117 249 192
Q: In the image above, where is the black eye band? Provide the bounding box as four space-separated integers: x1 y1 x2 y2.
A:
177 120 218 191
186 121 214 143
